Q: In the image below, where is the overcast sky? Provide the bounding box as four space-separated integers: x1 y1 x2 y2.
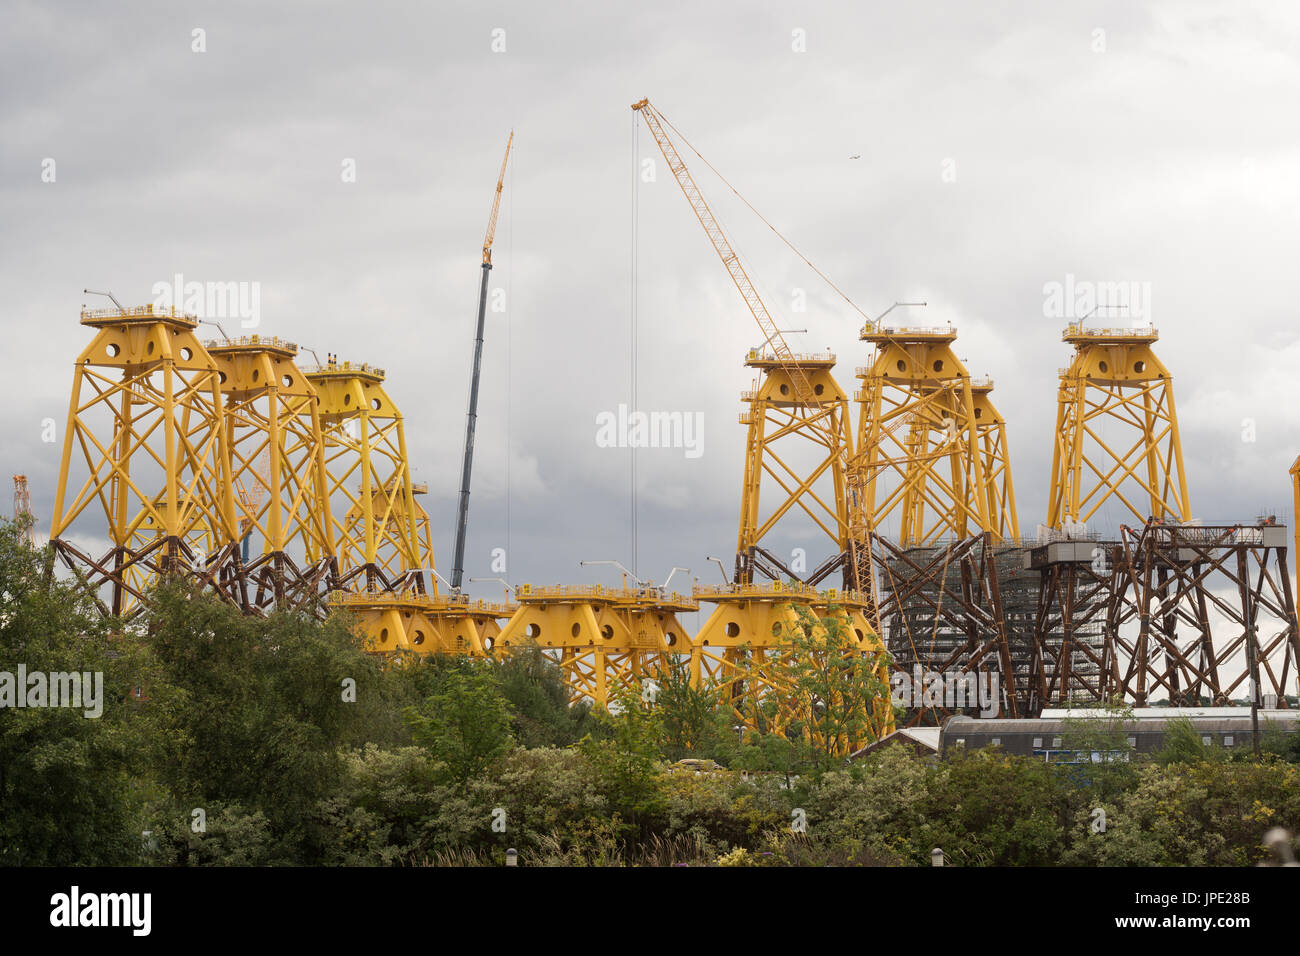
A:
4 1 1300 604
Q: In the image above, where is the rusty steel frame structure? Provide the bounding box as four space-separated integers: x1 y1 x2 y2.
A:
1029 538 1112 710
1101 521 1300 707
853 321 1027 721
873 532 1023 723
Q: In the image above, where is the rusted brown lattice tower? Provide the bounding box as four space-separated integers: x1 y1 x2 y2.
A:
1101 521 1299 707
12 475 37 547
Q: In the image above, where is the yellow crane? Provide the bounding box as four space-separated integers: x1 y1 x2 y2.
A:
631 98 872 588
631 100 815 404
452 131 513 590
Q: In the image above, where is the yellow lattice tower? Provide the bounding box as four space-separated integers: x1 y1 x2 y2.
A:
48 305 238 617
856 321 998 544
494 583 698 708
691 350 892 745
1293 455 1300 613
690 580 892 749
731 350 854 583
1047 324 1190 529
305 359 511 654
966 378 1020 540
305 360 425 592
207 335 337 611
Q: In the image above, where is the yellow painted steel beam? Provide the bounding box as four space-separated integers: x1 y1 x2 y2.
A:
49 305 237 616
208 336 336 562
856 323 1006 546
1046 325 1190 529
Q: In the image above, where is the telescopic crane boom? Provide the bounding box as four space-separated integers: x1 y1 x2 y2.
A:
452 131 513 590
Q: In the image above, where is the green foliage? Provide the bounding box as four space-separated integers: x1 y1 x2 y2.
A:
0 520 147 865
7 517 1300 868
1156 715 1213 766
916 748 1070 866
1059 700 1139 800
578 689 667 834
405 657 512 785
495 642 594 747
1061 760 1300 866
139 581 383 861
770 602 893 770
650 653 730 762
1259 719 1300 762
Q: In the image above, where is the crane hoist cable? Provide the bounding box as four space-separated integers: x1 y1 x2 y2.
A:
650 107 875 330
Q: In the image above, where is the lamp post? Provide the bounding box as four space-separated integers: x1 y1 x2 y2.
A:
469 576 515 603
579 559 647 588
412 566 456 595
705 555 731 585
662 567 691 592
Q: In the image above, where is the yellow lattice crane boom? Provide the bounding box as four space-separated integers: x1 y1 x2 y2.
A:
632 100 815 405
482 132 513 266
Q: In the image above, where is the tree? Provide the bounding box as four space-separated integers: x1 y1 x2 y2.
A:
1059 700 1138 800
649 653 729 762
495 642 594 748
405 657 512 785
0 519 147 865
1156 715 1212 766
767 601 893 769
140 580 384 863
579 687 666 835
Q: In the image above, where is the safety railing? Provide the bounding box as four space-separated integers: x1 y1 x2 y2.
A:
330 589 515 616
860 322 954 338
81 304 197 322
515 583 696 605
745 349 836 364
300 360 386 378
206 334 298 353
693 580 821 601
1062 324 1157 339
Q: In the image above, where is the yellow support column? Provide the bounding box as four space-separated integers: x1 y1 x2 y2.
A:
48 304 237 618
208 335 337 611
1046 324 1191 529
305 359 512 654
